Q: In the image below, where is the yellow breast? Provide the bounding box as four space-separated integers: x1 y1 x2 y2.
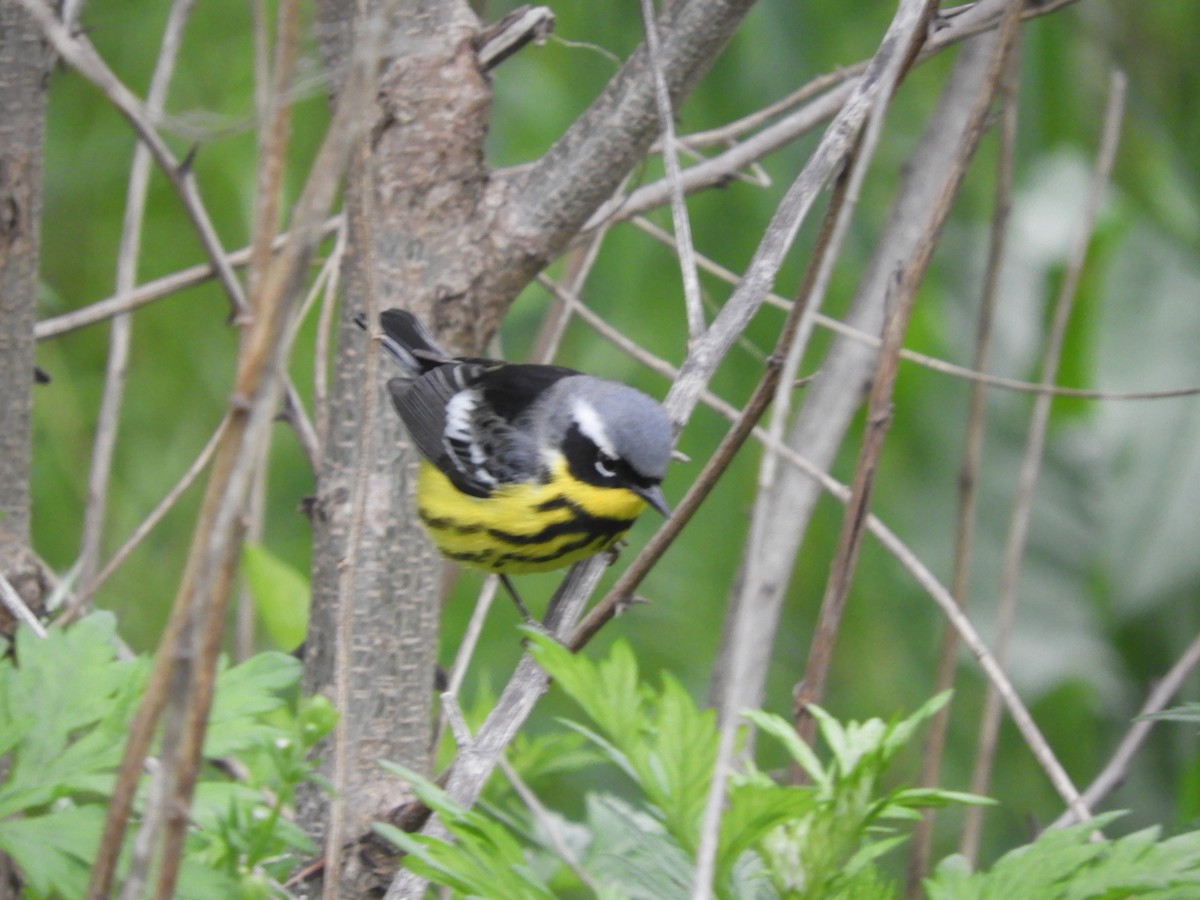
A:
415 456 647 574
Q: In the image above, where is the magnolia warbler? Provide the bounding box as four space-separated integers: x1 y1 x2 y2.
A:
362 310 673 607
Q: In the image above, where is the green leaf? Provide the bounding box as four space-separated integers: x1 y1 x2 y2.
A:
742 709 829 791
715 778 815 887
923 811 1200 898
525 631 645 754
376 760 557 898
242 543 310 652
0 803 106 897
0 614 144 818
204 651 300 757
1142 703 1200 724
505 728 601 785
643 674 719 852
582 793 692 900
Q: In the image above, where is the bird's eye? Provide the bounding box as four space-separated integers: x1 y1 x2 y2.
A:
594 452 617 479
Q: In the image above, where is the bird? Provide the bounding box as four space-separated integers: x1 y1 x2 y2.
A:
360 309 673 618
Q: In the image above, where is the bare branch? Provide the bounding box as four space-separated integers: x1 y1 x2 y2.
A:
588 0 1080 231
35 217 342 341
1049 629 1200 830
633 216 1200 402
0 570 47 638
502 0 757 275
17 0 248 320
638 0 704 338
963 69 1127 861
908 26 1022 892
77 0 196 609
475 5 555 72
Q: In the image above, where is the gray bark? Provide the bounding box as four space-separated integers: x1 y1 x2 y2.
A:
300 0 759 890
0 0 52 632
299 1 490 893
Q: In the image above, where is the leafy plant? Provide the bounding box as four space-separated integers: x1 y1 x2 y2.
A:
242 543 311 653
378 635 1200 899
377 633 987 898
925 812 1200 898
0 614 334 898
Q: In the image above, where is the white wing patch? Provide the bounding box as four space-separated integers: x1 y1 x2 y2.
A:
443 389 497 487
444 390 477 445
571 398 616 458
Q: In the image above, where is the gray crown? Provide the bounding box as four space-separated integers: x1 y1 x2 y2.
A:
533 375 672 480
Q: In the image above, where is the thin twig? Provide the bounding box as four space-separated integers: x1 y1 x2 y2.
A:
248 0 300 302
76 0 196 611
35 217 343 341
439 692 473 749
497 756 599 892
673 67 861 150
907 24 1021 894
1049 630 1200 830
447 578 498 701
638 0 704 338
0 571 47 638
62 415 231 625
585 0 1084 234
86 0 388 889
962 69 1126 862
17 0 248 320
528 201 616 365
429 576 498 762
283 379 321 474
632 216 1200 404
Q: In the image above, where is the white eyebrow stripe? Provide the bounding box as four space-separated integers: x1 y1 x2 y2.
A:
571 398 615 458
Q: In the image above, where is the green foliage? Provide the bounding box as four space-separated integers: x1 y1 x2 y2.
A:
379 637 1200 899
925 813 1200 898
242 542 311 652
377 635 985 898
376 761 559 899
744 696 990 899
1143 704 1200 726
0 614 334 898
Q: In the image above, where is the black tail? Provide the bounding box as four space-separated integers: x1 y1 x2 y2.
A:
355 309 450 375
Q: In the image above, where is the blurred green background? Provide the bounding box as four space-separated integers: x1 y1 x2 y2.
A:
31 0 1200 872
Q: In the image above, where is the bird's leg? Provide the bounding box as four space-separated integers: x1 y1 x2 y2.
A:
498 574 557 641
498 574 542 629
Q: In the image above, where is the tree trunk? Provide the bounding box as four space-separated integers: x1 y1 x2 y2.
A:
0 0 52 634
299 0 494 893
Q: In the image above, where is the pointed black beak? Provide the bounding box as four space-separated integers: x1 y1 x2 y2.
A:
635 483 671 517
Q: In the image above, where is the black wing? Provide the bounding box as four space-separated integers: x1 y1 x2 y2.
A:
388 360 578 498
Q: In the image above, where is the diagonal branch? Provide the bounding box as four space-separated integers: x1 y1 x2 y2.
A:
16 0 248 320
389 2 952 895
76 0 196 611
86 2 390 892
961 68 1127 861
